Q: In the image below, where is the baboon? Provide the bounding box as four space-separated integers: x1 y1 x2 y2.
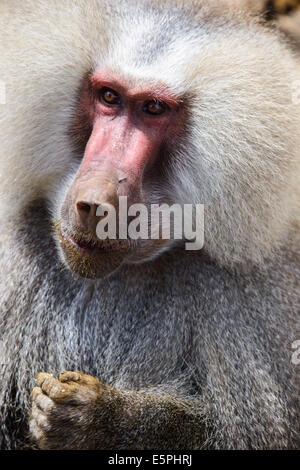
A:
0 0 299 450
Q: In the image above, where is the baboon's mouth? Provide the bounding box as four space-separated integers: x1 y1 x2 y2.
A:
58 226 129 255
56 224 131 279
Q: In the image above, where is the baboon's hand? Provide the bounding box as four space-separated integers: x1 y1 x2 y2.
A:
30 370 202 449
30 371 108 449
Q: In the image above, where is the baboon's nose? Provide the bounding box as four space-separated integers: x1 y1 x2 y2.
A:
74 174 118 232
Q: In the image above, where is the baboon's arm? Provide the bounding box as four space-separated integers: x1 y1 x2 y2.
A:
30 371 204 449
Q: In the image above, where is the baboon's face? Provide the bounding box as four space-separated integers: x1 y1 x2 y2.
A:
57 68 184 279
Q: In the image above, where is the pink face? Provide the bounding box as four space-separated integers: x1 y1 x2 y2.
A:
58 69 183 279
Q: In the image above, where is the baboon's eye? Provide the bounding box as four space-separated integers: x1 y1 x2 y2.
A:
143 99 167 116
100 88 121 106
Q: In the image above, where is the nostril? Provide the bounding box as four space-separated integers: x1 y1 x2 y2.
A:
76 201 92 215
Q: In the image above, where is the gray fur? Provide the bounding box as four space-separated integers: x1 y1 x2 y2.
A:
0 0 299 449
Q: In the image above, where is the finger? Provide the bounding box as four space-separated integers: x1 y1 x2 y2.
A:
33 387 54 412
60 370 101 387
60 371 81 383
36 372 55 387
29 418 44 441
36 373 72 400
31 403 48 429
